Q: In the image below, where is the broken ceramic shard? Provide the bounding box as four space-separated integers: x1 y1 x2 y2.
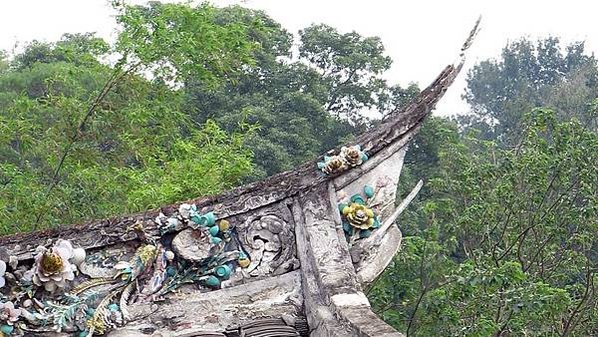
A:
72 247 87 266
0 261 5 289
172 228 213 261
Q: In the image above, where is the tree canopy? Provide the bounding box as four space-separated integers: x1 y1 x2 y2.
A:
371 109 597 336
370 36 597 337
460 37 598 143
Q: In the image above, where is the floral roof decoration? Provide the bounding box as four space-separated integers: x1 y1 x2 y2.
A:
26 239 85 293
317 145 368 175
337 183 384 244
0 203 251 336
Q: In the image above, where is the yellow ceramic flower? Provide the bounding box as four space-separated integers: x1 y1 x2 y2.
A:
322 156 345 175
31 239 76 292
40 253 64 275
342 203 375 229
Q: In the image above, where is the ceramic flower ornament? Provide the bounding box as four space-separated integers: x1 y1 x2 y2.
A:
318 145 368 175
338 185 382 241
342 203 376 230
0 301 21 325
340 145 366 167
319 155 346 175
31 239 76 292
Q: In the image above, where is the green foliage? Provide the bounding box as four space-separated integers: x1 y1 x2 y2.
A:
0 58 254 233
370 109 597 336
0 1 260 233
114 1 257 86
299 24 393 120
462 37 598 143
184 7 414 178
12 33 110 70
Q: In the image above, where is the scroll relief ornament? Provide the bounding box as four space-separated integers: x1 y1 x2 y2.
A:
0 203 253 336
236 214 299 278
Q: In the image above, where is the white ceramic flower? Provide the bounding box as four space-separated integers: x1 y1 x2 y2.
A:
0 301 21 325
0 260 6 288
31 239 76 292
178 203 193 218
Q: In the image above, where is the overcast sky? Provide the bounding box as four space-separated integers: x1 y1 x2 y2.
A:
1 0 597 116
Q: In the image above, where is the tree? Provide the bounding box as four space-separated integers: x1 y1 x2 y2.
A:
299 24 393 121
370 108 597 336
0 1 261 233
12 33 110 70
461 37 598 143
184 8 415 178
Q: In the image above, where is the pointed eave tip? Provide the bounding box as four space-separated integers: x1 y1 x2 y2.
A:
460 16 482 57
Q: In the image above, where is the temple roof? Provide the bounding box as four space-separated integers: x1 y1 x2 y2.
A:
0 19 480 337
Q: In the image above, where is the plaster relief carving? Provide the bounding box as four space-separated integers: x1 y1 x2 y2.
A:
238 213 299 277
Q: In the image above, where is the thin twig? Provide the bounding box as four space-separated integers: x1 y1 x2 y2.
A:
33 60 140 228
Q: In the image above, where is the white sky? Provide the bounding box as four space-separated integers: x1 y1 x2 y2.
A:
1 0 597 116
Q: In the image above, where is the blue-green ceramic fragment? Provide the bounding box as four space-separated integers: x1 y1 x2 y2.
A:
190 214 202 225
205 275 221 287
364 185 375 198
373 218 381 228
215 265 232 279
211 237 223 244
1 325 14 335
209 225 219 236
360 229 372 238
350 194 365 205
108 303 119 312
342 221 353 234
204 212 216 226
317 162 326 169
361 152 369 162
